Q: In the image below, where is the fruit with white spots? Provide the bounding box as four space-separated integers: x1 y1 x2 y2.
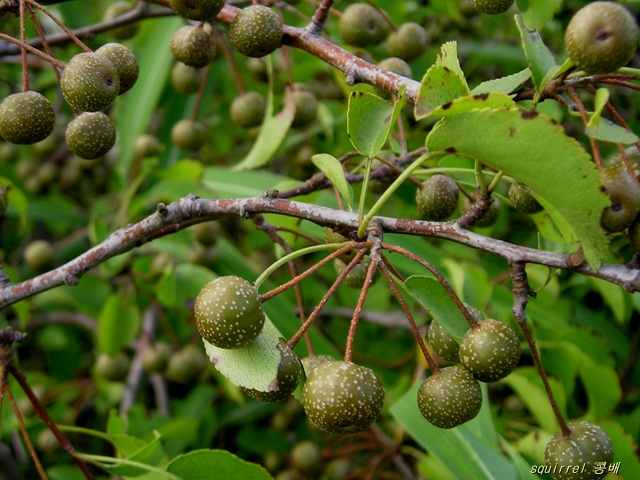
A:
301 354 334 377
289 88 318 128
387 22 428 62
544 421 614 480
170 25 216 68
416 174 460 221
333 256 378 289
338 3 390 47
194 275 266 349
61 52 120 112
508 183 543 214
599 162 640 233
229 5 283 58
302 360 385 434
459 319 520 383
472 0 513 15
417 365 482 428
171 119 207 151
428 319 461 363
95 43 140 95
0 91 55 145
65 112 116 160
170 0 225 21
243 344 302 402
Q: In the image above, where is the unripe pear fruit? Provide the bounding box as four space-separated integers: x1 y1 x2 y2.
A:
95 43 140 95
339 3 390 47
65 112 116 160
24 239 56 273
472 0 514 15
387 22 428 62
243 344 302 402
599 163 640 232
171 119 207 151
134 134 163 158
170 0 225 21
564 1 639 74
0 91 55 145
416 174 460 221
508 183 543 214
170 25 216 68
103 1 139 40
164 344 208 384
142 342 173 374
290 89 318 128
61 52 120 112
94 351 130 381
171 62 204 94
461 196 502 228
230 91 267 129
229 5 283 58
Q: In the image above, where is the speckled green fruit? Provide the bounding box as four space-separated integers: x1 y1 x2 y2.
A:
194 276 266 349
95 43 139 95
134 134 163 158
417 365 482 428
324 228 357 262
544 422 614 480
0 91 55 145
599 163 640 232
429 304 482 363
339 3 390 47
459 319 520 382
24 240 55 273
170 0 225 21
302 360 385 434
170 25 216 68
301 354 334 377
230 91 266 129
243 344 302 402
508 183 543 214
61 53 120 112
65 112 116 160
565 1 639 74
290 89 318 128
416 174 460 221
334 256 379 289
171 62 203 94
471 0 514 15
103 1 139 40
171 119 207 151
461 196 502 228
142 342 172 374
229 5 283 58
95 352 130 381
387 22 428 62
164 344 208 384
290 440 322 475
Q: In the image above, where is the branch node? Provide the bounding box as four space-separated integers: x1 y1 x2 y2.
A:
156 202 169 218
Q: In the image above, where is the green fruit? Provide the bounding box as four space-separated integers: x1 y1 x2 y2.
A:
230 91 267 129
461 196 502 228
134 134 163 158
417 365 482 428
171 119 207 151
171 62 204 94
564 1 639 74
194 275 266 349
24 240 55 273
387 22 428 62
459 319 520 382
169 0 225 21
377 56 413 78
142 342 173 374
322 457 351 480
416 174 460 221
170 25 216 68
65 112 116 160
629 217 640 252
0 91 55 145
164 344 208 384
544 422 614 480
599 163 640 232
471 0 514 15
94 351 130 381
243 344 302 402
338 3 390 47
229 5 283 58
192 222 221 246
508 183 543 214
290 89 318 128
302 360 385 434
103 1 139 40
429 320 461 363
301 354 334 377
95 43 139 95
290 440 322 475
61 52 120 112
334 256 379 289
324 228 357 262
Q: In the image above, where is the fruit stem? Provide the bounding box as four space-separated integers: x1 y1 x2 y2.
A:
567 86 603 169
190 62 211 121
510 263 571 436
287 248 368 348
0 33 66 69
25 2 63 83
24 0 92 53
213 26 247 95
379 263 440 373
19 0 29 91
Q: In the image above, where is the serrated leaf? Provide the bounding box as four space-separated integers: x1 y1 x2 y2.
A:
436 41 469 91
347 91 394 158
203 316 284 392
167 449 272 480
415 66 471 119
515 14 558 90
311 153 354 210
426 107 610 270
471 68 531 95
429 92 516 118
404 275 470 340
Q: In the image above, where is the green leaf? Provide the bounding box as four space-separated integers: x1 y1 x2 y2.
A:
311 153 354 210
471 68 531 95
599 420 640 479
436 41 469 89
97 294 141 356
586 117 640 144
515 14 559 91
517 0 563 31
0 176 27 229
390 382 518 480
404 275 471 340
103 432 165 476
234 58 295 170
347 91 394 158
203 316 284 392
426 107 610 270
167 449 272 480
428 92 516 118
107 409 126 436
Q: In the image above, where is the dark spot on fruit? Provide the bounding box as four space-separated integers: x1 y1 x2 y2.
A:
596 28 612 42
611 200 623 211
442 101 452 110
521 110 538 120
105 76 114 87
